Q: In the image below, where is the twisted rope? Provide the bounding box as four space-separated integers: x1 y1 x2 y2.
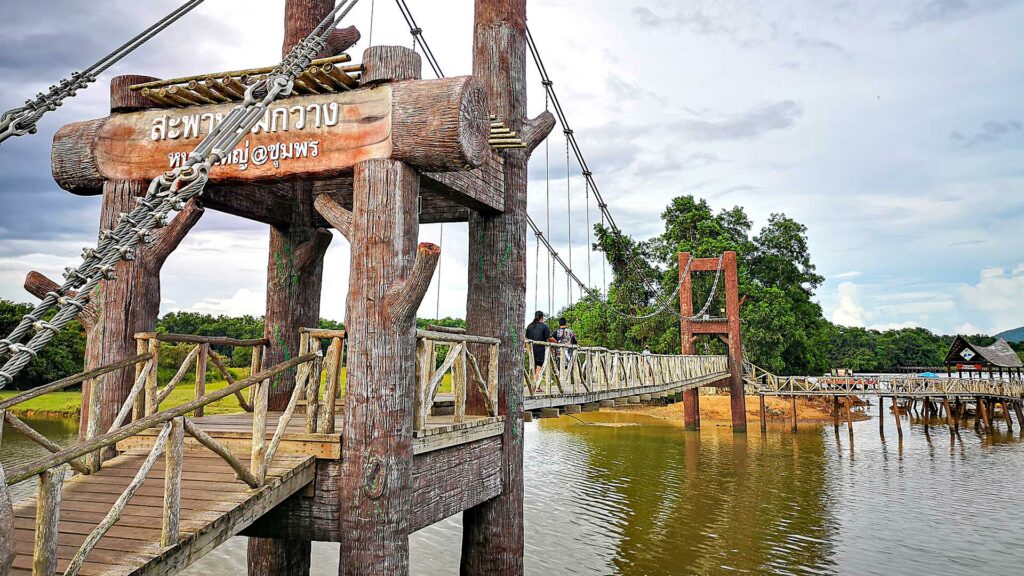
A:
0 0 361 389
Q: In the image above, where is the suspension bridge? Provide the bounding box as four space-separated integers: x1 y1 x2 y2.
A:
0 1 1020 575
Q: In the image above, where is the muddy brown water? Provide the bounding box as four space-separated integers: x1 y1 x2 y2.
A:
3 407 1023 575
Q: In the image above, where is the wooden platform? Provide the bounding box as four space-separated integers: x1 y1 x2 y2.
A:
116 412 505 457
9 450 314 576
522 371 730 411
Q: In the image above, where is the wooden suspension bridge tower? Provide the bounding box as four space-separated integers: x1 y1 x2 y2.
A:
679 251 746 433
0 1 740 575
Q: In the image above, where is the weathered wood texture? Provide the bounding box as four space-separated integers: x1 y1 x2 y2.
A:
0 416 14 576
32 467 65 576
362 46 422 84
249 7 333 572
7 451 314 576
340 154 438 574
51 78 489 189
462 0 555 574
111 75 159 112
244 436 503 541
83 179 203 442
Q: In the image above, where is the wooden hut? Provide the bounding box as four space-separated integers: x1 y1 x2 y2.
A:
944 335 1023 378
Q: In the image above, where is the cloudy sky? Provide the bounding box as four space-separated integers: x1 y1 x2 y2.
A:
0 0 1021 335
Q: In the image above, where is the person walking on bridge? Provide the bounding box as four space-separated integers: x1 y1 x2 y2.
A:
554 317 578 364
526 311 555 381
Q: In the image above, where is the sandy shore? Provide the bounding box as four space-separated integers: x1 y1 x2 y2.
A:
613 394 871 424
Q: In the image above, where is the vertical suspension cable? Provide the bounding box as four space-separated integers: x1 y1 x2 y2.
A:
565 130 573 306
435 224 443 319
534 232 540 312
367 0 376 46
585 175 593 289
545 93 553 315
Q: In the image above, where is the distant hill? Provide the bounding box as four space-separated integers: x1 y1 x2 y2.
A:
994 326 1024 343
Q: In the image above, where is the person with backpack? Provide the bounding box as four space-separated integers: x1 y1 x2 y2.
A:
554 317 578 364
525 311 555 381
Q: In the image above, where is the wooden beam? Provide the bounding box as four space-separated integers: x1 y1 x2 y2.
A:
243 437 504 541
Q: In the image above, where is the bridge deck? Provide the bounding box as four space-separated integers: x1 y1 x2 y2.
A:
523 371 730 411
9 450 314 576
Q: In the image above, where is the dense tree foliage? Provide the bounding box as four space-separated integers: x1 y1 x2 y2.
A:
2 193 1022 390
559 194 1023 375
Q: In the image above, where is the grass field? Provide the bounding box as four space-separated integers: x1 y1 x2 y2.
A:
0 366 454 418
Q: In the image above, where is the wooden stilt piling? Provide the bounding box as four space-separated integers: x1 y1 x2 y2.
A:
846 395 854 438
892 396 903 440
759 394 767 433
878 396 884 436
832 396 840 435
791 396 798 433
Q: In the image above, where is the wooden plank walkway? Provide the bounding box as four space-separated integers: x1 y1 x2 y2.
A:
522 371 730 411
9 450 314 576
116 412 504 457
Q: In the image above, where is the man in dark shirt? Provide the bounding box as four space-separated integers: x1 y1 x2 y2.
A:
525 311 553 381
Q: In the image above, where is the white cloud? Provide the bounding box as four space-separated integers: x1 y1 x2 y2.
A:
183 288 266 317
830 270 862 280
956 265 1024 333
955 321 983 334
831 281 865 327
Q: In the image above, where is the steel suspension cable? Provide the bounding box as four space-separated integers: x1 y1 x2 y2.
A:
394 0 443 78
526 26 662 301
565 130 573 305
0 0 362 389
0 0 208 145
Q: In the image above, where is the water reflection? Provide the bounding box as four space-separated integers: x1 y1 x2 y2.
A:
4 409 1024 575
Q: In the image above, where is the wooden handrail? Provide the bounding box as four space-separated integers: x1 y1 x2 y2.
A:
0 353 151 411
6 352 316 485
134 332 269 347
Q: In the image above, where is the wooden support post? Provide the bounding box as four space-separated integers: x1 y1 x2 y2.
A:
248 4 336 572
162 417 184 547
980 397 993 432
144 337 160 416
791 396 798 433
33 466 65 576
1014 401 1024 425
320 337 343 433
759 394 767 433
1001 401 1013 431
679 253 700 431
337 68 443 571
833 396 840 435
461 1 555 574
922 396 930 432
0 416 13 576
974 397 983 431
194 343 209 417
723 252 746 432
892 396 903 440
943 397 955 438
846 395 854 438
878 396 885 436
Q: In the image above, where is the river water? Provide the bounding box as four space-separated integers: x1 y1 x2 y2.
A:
3 407 1022 575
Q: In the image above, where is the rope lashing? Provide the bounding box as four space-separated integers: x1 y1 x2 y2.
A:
0 0 208 146
0 0 362 389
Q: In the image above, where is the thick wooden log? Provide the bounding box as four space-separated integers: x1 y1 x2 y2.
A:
85 186 202 446
462 1 555 574
361 46 421 84
243 437 504 541
111 75 159 112
32 466 65 576
327 25 361 55
51 77 489 189
340 158 433 575
250 7 333 571
194 344 209 417
23 271 98 329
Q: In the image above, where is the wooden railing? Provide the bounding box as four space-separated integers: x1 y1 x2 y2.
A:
744 361 1024 399
524 341 729 397
0 336 320 575
415 330 500 430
